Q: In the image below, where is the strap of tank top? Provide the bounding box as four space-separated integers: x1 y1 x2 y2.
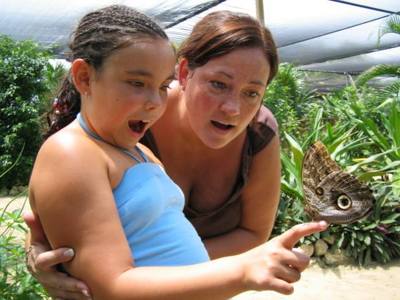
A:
77 113 148 163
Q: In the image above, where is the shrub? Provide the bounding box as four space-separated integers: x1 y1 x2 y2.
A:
263 63 316 141
0 35 64 190
270 82 400 265
0 197 48 299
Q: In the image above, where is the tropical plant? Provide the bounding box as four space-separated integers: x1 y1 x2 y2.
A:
379 13 400 37
0 35 65 191
0 164 48 299
356 13 400 95
264 63 317 140
272 85 400 265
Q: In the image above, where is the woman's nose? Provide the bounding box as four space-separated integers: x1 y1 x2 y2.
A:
220 97 240 116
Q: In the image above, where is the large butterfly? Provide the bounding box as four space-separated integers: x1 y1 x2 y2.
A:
302 141 374 224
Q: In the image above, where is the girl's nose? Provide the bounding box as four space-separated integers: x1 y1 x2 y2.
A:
145 92 164 110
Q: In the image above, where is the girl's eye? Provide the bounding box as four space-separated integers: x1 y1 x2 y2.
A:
210 81 227 90
160 81 172 92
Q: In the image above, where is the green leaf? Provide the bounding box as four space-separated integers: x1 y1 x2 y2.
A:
364 235 371 246
347 148 399 173
284 132 304 172
362 223 378 230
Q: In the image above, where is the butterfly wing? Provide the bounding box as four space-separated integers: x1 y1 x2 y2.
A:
302 141 374 224
302 141 340 189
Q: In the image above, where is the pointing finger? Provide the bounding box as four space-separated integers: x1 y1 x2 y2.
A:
279 221 328 249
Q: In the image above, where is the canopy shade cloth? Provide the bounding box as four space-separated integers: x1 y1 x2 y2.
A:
1 0 399 74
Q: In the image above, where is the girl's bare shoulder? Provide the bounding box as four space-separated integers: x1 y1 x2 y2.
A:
37 122 104 164
31 122 108 193
30 122 111 209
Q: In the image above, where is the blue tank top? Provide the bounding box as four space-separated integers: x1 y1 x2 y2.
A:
77 114 209 266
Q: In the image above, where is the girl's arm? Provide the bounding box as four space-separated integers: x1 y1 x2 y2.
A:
30 131 326 300
204 134 281 259
29 134 245 299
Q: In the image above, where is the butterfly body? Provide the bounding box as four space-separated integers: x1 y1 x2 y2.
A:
302 141 374 224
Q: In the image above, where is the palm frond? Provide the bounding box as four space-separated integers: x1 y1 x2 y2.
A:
378 13 400 42
355 65 400 86
383 81 400 97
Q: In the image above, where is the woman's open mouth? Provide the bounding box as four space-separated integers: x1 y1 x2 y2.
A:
128 120 148 134
211 120 234 131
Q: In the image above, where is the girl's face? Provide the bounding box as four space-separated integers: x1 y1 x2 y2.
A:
84 37 176 150
179 47 271 149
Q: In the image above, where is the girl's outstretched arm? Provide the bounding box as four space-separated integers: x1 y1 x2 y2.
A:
30 131 327 300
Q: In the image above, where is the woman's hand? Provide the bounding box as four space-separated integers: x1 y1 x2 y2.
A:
24 211 92 300
238 221 328 295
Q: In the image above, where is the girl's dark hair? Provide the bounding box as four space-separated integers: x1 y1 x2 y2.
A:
46 5 168 138
177 10 278 85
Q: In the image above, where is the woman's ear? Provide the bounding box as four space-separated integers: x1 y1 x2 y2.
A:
177 58 190 90
70 59 92 95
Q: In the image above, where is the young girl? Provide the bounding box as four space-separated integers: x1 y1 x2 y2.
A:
29 5 328 299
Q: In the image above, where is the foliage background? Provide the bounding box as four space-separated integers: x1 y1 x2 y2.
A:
0 35 64 299
264 63 400 266
0 35 65 191
1 195 48 299
0 19 399 297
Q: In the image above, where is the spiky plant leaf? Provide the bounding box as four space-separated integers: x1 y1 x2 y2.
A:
379 13 400 39
356 65 400 86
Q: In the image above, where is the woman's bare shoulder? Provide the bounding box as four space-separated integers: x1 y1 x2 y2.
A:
257 105 279 134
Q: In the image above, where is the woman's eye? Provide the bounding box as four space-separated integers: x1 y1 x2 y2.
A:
128 81 144 87
210 81 226 90
245 91 260 98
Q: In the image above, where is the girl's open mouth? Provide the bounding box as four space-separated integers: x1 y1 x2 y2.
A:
211 120 234 130
128 120 147 134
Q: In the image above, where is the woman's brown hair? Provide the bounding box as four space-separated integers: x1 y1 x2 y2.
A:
177 10 278 85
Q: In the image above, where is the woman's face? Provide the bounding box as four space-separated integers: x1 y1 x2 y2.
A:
84 37 176 150
179 47 270 149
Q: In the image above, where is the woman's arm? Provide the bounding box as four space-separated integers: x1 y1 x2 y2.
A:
24 212 91 299
204 134 281 259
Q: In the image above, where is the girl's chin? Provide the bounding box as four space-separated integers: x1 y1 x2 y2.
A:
128 130 145 142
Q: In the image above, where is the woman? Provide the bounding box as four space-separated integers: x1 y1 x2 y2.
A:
27 10 294 299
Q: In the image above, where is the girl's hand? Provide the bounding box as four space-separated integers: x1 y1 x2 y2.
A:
24 211 92 299
239 221 329 295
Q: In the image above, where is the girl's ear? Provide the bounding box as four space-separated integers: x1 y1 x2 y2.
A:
177 58 190 90
70 59 93 95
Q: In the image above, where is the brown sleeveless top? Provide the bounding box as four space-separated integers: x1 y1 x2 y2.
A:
140 106 277 239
